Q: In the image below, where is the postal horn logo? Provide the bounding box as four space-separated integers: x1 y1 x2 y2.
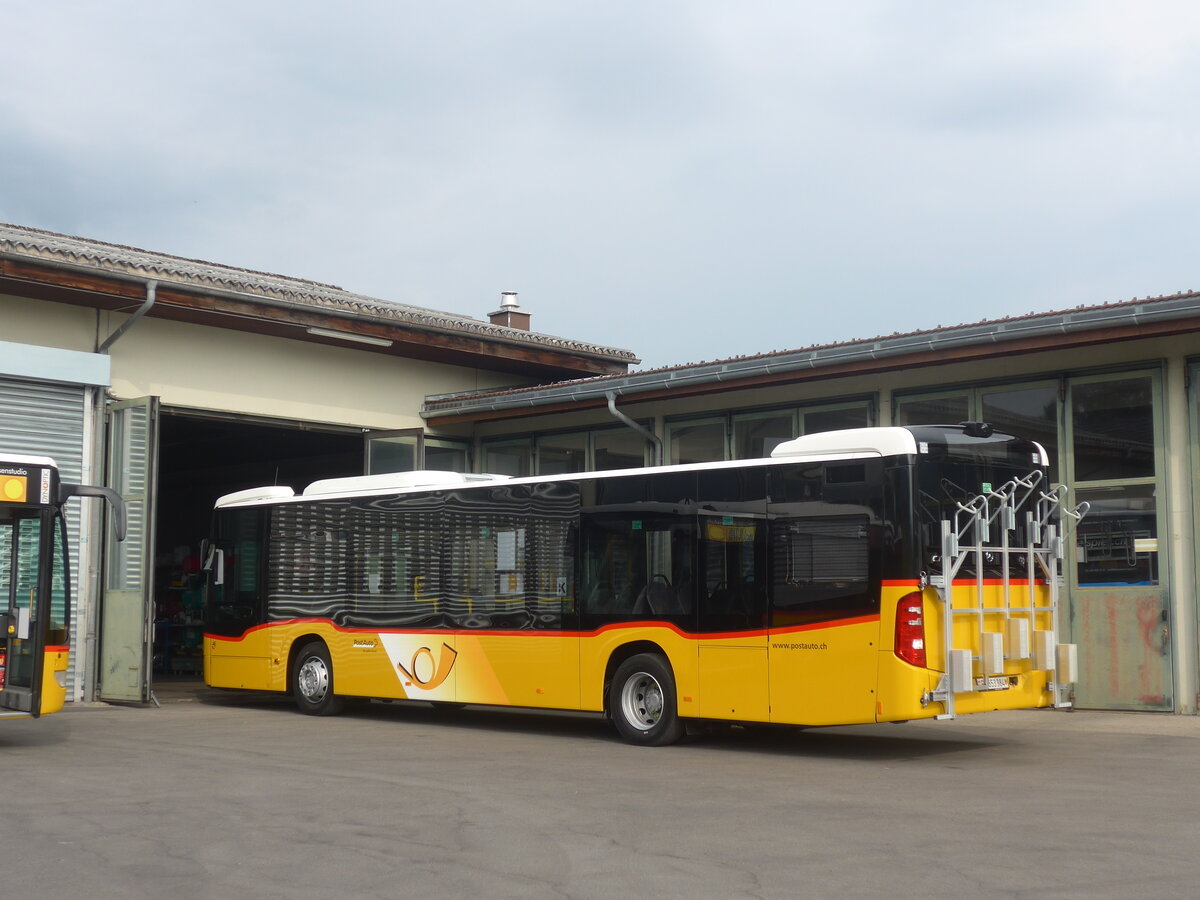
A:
396 642 457 690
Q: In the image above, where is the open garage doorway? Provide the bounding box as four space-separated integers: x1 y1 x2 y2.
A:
151 412 362 688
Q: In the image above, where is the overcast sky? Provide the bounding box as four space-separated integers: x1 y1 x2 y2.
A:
4 2 1198 368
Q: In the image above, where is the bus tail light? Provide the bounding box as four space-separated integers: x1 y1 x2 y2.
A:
894 592 926 668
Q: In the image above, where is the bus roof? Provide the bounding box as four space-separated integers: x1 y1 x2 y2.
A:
0 452 58 469
770 427 918 459
212 425 1044 510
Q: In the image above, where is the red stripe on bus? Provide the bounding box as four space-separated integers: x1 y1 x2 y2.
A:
768 614 880 636
882 579 1044 587
208 614 880 643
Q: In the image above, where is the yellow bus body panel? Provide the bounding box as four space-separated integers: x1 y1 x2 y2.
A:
206 577 1064 726
206 628 279 691
768 617 879 726
578 625 698 714
37 647 68 716
698 636 769 722
876 581 1059 722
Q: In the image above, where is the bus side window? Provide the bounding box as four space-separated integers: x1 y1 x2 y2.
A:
768 464 881 626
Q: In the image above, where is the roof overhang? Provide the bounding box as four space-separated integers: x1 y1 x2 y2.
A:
422 291 1200 425
0 225 637 379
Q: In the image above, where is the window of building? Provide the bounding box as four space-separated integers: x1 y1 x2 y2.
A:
898 383 1060 481
482 440 533 477
1071 376 1155 481
537 433 587 475
667 418 726 464
802 403 871 435
733 412 796 460
425 439 470 473
1068 373 1159 587
895 392 969 426
1074 484 1158 586
593 427 648 471
731 402 872 461
366 430 471 474
982 384 1061 484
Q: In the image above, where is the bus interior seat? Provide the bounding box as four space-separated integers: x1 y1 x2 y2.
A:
585 582 611 614
611 580 641 615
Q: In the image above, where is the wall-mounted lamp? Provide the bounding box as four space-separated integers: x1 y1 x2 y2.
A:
305 326 393 347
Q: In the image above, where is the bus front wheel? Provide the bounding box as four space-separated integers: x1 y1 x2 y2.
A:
292 641 345 716
610 653 685 746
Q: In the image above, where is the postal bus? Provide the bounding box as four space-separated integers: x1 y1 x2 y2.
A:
203 424 1086 745
1 453 126 720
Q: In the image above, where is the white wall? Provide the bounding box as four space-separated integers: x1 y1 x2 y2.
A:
0 295 519 430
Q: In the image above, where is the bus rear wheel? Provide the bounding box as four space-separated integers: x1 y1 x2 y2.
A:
610 653 685 746
292 641 345 716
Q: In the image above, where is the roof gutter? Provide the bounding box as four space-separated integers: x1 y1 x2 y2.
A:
422 292 1200 418
0 249 636 364
606 391 663 465
97 279 156 353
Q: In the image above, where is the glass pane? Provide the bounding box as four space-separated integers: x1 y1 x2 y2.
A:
895 395 968 426
593 428 646 471
205 508 265 637
669 420 725 464
425 441 469 473
1075 484 1158 586
982 385 1060 483
3 515 43 688
483 442 532 477
803 404 870 435
579 513 695 622
538 434 586 475
733 413 794 459
1072 377 1154 481
767 465 878 624
368 436 418 474
106 404 149 591
50 514 69 645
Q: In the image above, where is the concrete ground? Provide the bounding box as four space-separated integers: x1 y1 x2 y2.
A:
2 685 1198 899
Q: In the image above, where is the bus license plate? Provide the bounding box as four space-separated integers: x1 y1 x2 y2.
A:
974 676 1010 691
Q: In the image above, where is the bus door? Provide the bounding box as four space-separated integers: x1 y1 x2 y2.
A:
99 396 159 703
695 469 769 722
696 513 769 721
766 462 881 726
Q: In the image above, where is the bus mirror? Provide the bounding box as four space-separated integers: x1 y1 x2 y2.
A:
58 483 128 542
204 545 225 586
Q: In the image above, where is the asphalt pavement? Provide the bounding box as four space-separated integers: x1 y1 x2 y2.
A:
2 686 1198 899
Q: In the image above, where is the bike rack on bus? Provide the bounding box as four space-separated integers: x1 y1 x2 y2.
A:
926 473 1089 719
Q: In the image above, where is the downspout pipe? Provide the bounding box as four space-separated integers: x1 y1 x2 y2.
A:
606 391 663 466
98 280 157 353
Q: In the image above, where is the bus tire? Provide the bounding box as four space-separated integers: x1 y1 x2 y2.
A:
292 641 345 716
610 653 685 746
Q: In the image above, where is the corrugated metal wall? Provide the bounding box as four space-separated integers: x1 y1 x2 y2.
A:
0 375 88 698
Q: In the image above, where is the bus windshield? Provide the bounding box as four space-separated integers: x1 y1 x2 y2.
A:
910 425 1047 578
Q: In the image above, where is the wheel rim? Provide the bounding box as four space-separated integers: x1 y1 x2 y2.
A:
297 655 330 703
620 671 664 731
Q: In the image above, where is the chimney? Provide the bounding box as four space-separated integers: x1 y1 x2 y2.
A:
488 291 531 330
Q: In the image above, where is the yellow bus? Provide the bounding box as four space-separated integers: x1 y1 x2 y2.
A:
203 424 1085 745
1 453 126 720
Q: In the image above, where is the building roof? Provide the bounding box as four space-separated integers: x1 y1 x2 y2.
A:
0 222 637 378
422 287 1200 423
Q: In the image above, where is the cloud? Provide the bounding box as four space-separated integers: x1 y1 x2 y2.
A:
3 2 1200 366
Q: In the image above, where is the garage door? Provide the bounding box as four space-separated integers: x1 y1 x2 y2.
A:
0 375 88 698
